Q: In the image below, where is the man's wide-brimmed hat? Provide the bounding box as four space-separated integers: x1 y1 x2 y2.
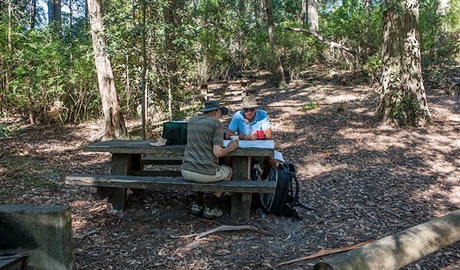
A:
241 95 259 109
201 100 228 115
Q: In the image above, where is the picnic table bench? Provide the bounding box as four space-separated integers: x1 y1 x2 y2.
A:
66 174 275 194
197 79 255 103
66 139 276 220
0 255 28 270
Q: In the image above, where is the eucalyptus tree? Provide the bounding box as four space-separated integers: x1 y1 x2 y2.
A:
265 0 288 88
377 0 431 126
48 0 62 31
302 0 319 31
87 0 127 139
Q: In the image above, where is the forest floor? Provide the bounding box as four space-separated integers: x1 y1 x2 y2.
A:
1 69 460 269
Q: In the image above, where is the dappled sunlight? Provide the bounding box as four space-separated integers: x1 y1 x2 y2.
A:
300 161 350 178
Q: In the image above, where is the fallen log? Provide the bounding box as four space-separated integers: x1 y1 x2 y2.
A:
313 210 460 270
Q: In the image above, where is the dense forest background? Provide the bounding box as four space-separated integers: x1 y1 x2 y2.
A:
1 0 459 131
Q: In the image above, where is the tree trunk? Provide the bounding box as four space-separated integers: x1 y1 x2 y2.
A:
29 0 36 29
302 0 318 31
140 0 147 139
164 0 184 120
376 0 431 126
265 0 288 89
307 0 319 31
313 210 460 270
87 0 127 140
48 0 62 33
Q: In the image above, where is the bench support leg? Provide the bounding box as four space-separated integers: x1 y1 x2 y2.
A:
106 188 127 213
231 156 252 219
105 153 141 214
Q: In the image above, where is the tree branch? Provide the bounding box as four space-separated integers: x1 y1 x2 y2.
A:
174 225 272 240
276 240 374 268
284 27 359 55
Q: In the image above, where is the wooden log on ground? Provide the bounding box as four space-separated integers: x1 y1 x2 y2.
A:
313 210 460 270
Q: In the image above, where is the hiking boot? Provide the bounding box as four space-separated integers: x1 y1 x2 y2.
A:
191 203 204 215
203 207 224 219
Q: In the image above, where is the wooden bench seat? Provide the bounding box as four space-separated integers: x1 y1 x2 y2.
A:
65 174 276 218
66 174 276 193
0 255 28 270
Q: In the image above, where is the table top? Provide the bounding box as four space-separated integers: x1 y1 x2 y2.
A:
84 139 274 157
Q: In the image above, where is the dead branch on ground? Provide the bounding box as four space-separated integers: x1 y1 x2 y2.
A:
276 240 374 268
173 225 271 240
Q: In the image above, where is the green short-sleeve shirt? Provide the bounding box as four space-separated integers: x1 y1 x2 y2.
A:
181 114 224 175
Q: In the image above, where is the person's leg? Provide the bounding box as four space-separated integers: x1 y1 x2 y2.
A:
181 166 232 218
211 164 232 198
205 165 233 219
257 156 277 179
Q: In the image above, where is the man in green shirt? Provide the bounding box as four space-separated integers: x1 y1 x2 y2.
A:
181 100 239 219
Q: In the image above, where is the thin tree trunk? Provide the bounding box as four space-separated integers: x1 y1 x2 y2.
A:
265 0 288 89
48 0 62 33
301 0 307 26
164 0 184 120
377 0 431 126
87 0 127 140
30 0 36 29
141 0 147 139
2 0 13 115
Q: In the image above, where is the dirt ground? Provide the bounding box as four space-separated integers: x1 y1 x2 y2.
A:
1 72 460 269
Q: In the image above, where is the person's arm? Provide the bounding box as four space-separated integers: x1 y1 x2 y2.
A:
213 140 238 157
225 129 236 139
263 128 273 139
244 127 272 140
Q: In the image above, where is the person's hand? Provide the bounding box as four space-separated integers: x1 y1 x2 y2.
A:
227 139 239 151
246 132 257 140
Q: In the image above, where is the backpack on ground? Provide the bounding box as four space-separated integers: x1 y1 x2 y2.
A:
258 162 302 220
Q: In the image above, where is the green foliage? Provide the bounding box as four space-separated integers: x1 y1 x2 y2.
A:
362 52 382 83
321 2 383 69
1 0 459 126
420 0 460 66
391 92 423 126
0 123 10 138
303 101 320 111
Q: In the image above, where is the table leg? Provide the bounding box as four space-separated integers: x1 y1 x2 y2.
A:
231 156 252 220
101 153 141 214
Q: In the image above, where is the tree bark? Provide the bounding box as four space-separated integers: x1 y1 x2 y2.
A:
307 0 319 31
29 0 36 29
87 0 127 140
265 0 288 89
48 0 62 33
376 0 431 126
313 210 460 270
164 0 184 120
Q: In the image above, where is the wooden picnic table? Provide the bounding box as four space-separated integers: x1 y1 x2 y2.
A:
82 139 275 219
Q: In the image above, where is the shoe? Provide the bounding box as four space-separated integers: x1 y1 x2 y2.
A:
191 203 204 215
203 207 224 219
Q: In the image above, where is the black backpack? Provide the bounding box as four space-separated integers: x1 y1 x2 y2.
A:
258 162 302 220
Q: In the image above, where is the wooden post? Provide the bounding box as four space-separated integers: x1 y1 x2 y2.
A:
103 153 141 213
231 156 252 220
200 84 208 100
313 210 460 270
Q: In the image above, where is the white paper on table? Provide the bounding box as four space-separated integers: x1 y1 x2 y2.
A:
223 140 274 149
274 150 284 162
